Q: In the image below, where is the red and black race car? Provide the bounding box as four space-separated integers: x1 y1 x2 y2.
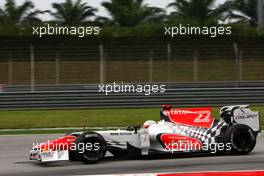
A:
30 105 261 164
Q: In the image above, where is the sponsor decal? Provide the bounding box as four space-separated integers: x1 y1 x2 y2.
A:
163 107 214 128
41 151 53 158
161 134 203 151
110 132 132 136
235 114 258 120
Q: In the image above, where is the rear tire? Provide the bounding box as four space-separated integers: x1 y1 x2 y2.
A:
224 124 256 155
75 132 106 164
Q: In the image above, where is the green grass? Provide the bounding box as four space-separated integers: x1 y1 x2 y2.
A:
0 129 70 135
0 106 263 132
0 128 119 135
0 108 159 129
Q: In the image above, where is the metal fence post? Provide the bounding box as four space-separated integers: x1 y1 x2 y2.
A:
8 53 13 85
233 43 239 81
55 52 60 85
99 44 105 84
149 51 153 83
239 50 243 81
30 45 35 91
258 0 264 29
193 51 198 82
167 43 172 81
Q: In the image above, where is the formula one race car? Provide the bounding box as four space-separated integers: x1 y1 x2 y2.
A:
30 105 261 164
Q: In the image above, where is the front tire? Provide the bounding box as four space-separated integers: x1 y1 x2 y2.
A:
75 132 106 164
224 124 256 155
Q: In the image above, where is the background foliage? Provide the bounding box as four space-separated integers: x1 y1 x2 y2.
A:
0 0 264 38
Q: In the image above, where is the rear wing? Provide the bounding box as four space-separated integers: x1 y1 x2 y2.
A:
220 105 261 132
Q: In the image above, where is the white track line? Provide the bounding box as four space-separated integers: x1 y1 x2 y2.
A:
77 170 264 176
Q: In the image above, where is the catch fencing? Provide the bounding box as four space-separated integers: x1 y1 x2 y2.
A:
0 44 264 88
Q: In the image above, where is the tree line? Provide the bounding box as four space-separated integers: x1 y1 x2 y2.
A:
0 0 262 37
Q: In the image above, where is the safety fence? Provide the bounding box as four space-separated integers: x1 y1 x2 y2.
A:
0 82 264 110
0 44 264 86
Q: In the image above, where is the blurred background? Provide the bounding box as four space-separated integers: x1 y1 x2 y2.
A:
0 0 264 85
0 0 264 128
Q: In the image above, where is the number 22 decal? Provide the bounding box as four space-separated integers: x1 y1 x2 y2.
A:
194 111 211 122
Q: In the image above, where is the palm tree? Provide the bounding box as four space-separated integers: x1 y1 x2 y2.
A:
167 0 231 25
226 0 258 26
0 0 43 25
49 0 97 25
100 0 165 27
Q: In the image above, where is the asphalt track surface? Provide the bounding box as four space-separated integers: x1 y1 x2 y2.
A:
0 134 263 176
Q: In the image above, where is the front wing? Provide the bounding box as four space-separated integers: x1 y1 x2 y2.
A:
30 149 69 162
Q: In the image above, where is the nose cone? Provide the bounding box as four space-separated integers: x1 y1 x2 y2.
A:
32 135 77 151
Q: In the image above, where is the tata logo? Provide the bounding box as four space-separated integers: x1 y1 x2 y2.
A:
163 110 190 116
